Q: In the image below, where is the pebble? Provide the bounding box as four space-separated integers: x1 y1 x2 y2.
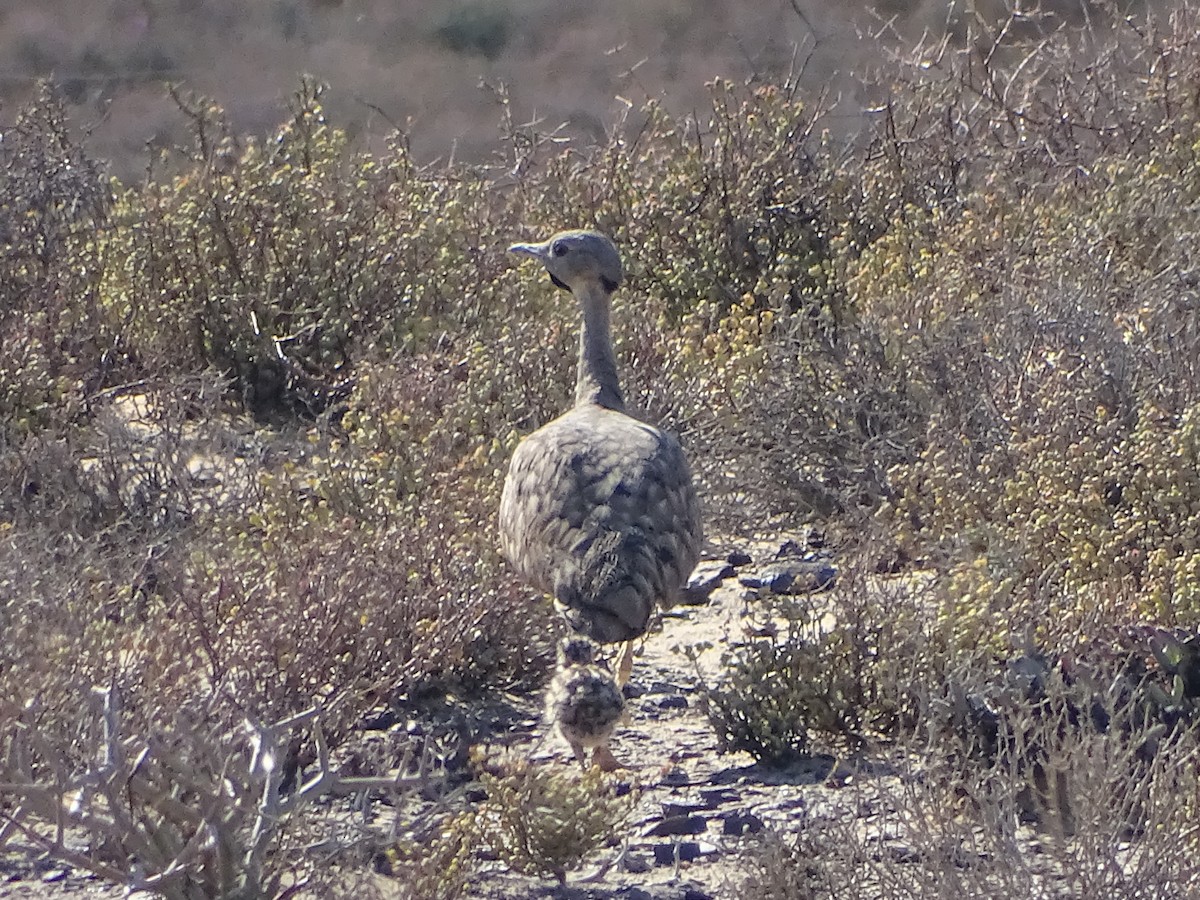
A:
644 814 708 837
738 559 837 594
727 549 753 566
699 788 739 807
620 851 653 874
681 560 736 603
661 767 690 787
721 810 766 835
652 841 720 866
661 801 708 817
616 887 653 899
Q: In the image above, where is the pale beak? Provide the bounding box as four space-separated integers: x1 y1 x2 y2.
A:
507 240 549 259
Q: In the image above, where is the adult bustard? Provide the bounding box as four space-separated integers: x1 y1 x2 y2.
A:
500 229 702 685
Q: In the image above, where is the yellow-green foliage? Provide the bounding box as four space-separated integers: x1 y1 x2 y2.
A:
473 753 636 884
376 813 479 900
9 7 1200 891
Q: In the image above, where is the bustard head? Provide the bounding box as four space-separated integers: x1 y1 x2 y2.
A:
508 229 623 295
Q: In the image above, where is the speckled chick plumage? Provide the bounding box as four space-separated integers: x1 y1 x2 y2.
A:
544 637 626 768
500 230 703 658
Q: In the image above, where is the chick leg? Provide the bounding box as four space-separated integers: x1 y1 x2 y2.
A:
568 740 588 770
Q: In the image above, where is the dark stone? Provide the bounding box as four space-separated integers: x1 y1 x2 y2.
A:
775 538 805 558
727 548 753 566
653 842 700 865
699 788 739 807
661 767 690 787
738 559 836 594
619 852 653 875
644 815 708 837
680 560 734 604
721 810 766 835
661 801 708 817
649 841 718 865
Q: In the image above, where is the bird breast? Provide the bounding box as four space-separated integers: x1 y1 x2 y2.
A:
499 404 702 643
546 667 625 744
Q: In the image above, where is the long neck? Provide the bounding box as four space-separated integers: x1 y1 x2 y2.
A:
575 282 625 411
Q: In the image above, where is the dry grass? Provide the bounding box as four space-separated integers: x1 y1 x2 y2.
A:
5 1 1200 896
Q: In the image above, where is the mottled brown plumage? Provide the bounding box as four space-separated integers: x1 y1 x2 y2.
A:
544 636 625 770
500 229 702 685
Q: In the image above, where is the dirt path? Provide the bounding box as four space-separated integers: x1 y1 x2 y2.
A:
464 546 861 899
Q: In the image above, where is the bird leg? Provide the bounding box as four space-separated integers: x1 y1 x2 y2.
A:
615 640 635 687
568 740 589 769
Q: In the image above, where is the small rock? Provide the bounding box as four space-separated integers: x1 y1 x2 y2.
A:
657 695 688 711
661 767 690 787
681 560 735 604
652 842 719 865
727 548 753 566
644 815 708 837
739 559 836 594
775 538 805 558
613 780 636 797
661 801 708 817
652 842 688 866
722 810 766 835
645 680 682 694
42 870 68 884
652 844 715 868
362 709 400 730
684 889 716 900
699 788 740 807
620 851 653 875
616 886 653 898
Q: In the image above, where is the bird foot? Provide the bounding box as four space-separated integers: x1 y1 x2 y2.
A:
592 745 629 772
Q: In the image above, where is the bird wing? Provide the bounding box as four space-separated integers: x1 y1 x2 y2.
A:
499 406 702 643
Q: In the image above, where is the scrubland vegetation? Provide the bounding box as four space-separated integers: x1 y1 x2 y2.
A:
5 1 1200 897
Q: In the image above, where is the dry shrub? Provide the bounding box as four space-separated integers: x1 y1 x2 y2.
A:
695 560 927 764
3 686 452 900
9 2 1200 895
471 751 637 885
0 83 112 439
743 665 1200 899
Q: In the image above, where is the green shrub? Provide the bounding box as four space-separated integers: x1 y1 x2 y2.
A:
472 751 636 884
695 582 909 764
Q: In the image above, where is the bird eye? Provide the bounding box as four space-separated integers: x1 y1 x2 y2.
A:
552 240 568 257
